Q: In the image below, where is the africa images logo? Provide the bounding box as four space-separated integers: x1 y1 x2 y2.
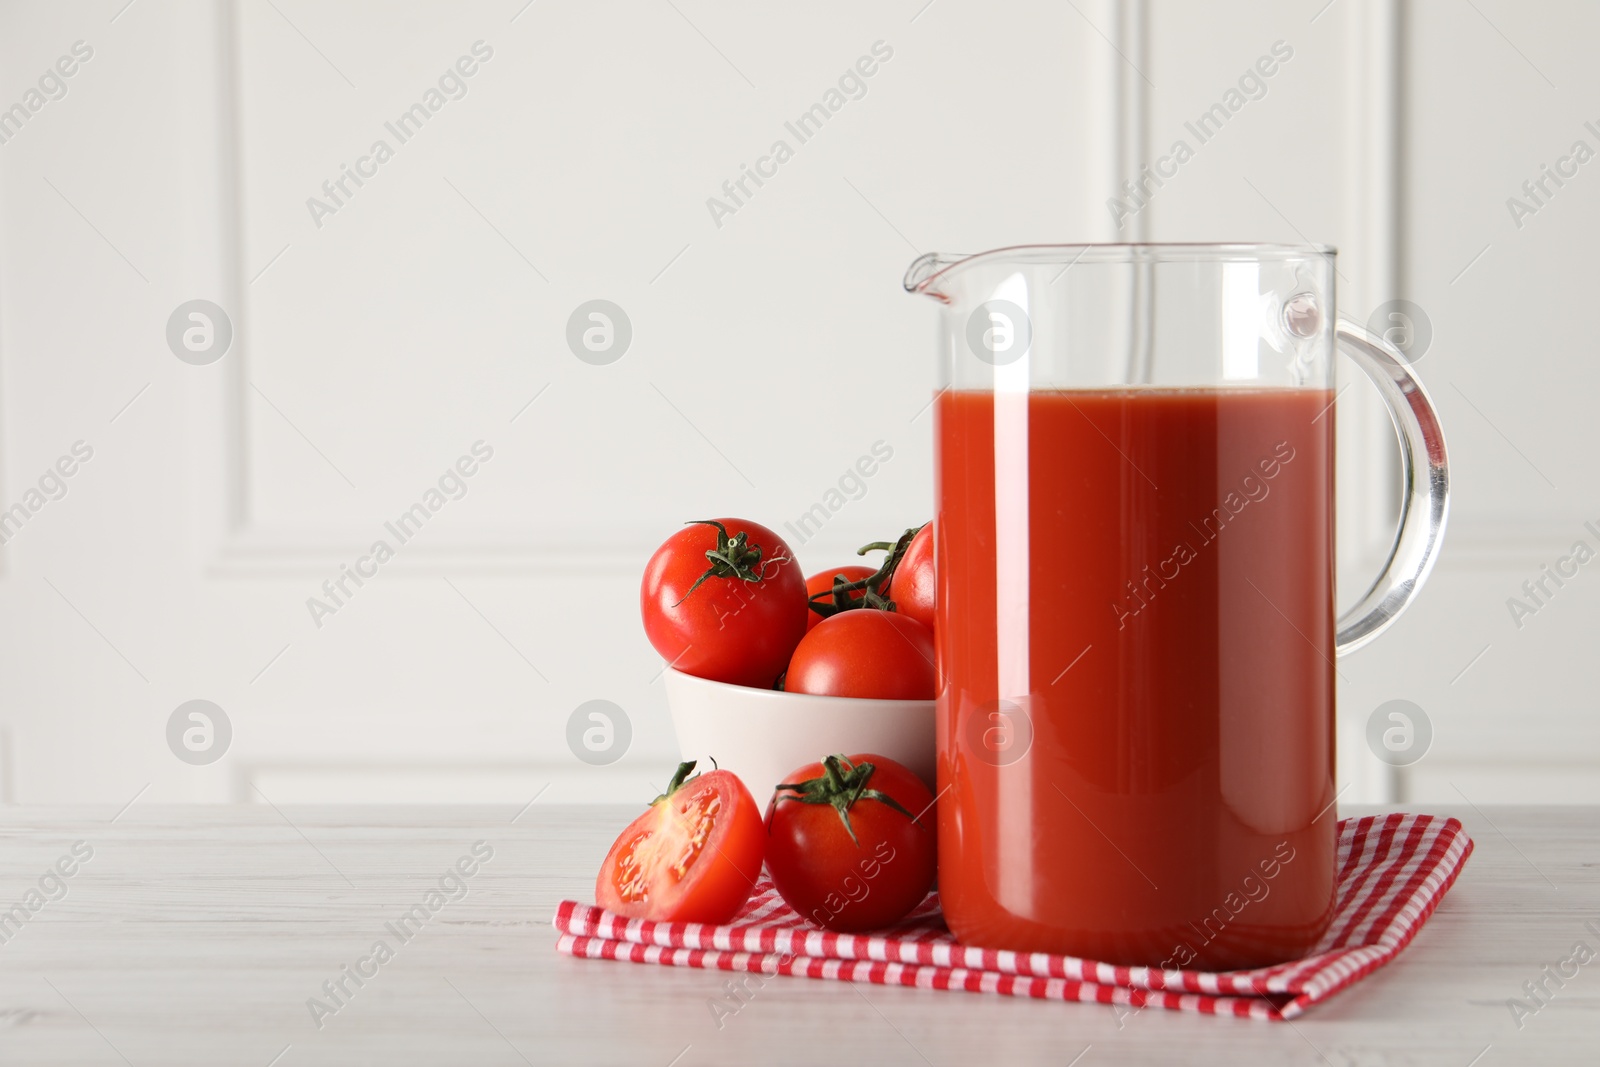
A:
1110 442 1297 629
704 41 894 229
304 41 494 229
305 841 494 1029
305 442 494 628
0 40 94 148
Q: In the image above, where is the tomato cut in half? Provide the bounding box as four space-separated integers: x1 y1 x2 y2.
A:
595 761 764 924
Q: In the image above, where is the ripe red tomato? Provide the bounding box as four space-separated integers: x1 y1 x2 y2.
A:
785 610 936 700
888 522 935 635
596 761 764 924
765 753 936 932
803 566 877 632
641 519 808 688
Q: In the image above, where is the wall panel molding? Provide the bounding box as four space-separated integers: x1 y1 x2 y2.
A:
197 1 566 579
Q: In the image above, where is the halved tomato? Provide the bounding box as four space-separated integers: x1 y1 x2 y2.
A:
595 761 764 924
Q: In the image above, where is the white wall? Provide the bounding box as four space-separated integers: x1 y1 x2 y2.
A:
0 0 1593 805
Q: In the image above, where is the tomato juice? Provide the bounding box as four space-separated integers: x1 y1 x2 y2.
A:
934 387 1337 969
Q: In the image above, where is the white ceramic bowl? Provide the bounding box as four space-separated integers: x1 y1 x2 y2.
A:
662 667 936 804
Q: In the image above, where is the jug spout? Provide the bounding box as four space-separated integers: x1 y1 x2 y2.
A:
903 252 965 302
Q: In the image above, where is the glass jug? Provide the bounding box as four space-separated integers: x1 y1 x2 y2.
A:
905 243 1448 969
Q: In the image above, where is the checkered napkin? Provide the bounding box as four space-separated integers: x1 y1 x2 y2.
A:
554 812 1472 1020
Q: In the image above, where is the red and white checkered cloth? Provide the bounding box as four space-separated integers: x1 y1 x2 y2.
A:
554 812 1472 1020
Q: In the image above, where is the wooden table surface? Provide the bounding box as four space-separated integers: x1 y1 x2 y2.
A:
0 804 1593 1065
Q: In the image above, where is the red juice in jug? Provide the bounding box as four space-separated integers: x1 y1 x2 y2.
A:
934 386 1338 970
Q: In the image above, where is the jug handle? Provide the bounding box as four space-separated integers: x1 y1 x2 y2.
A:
1333 318 1450 656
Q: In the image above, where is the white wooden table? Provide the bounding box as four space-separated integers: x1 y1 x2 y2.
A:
0 804 1592 1065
